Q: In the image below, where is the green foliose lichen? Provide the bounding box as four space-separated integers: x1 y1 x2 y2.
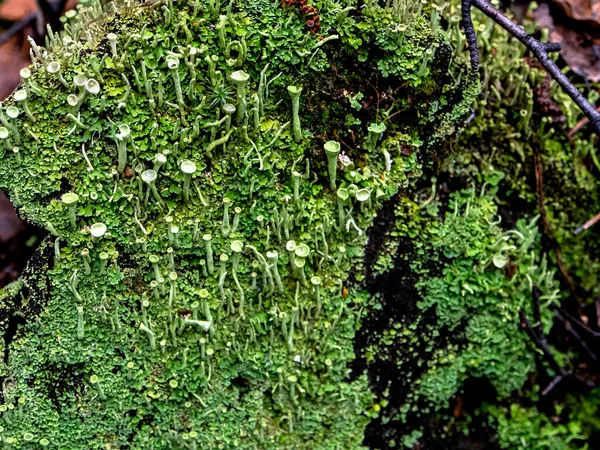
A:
381 1 600 448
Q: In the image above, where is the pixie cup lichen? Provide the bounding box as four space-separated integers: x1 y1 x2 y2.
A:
366 122 386 151
61 192 79 228
46 61 68 88
180 160 197 203
287 86 302 142
19 68 41 97
116 124 131 172
324 140 341 190
229 70 250 124
90 222 107 242
141 169 162 207
13 90 34 122
5 106 20 144
0 127 12 151
73 78 101 110
223 103 236 132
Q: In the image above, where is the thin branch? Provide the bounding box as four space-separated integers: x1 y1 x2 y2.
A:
556 306 600 338
519 286 594 396
0 14 38 47
0 0 68 48
461 0 600 134
519 286 595 395
568 104 600 137
36 0 54 36
574 211 600 235
555 310 598 362
519 290 564 376
38 0 69 32
540 373 566 396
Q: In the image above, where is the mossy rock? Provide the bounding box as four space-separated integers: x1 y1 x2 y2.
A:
2 0 596 448
0 0 482 448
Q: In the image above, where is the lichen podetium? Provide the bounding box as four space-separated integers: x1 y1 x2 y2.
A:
0 0 477 447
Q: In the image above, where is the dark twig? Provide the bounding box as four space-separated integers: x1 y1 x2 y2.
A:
519 286 595 395
556 306 600 339
574 211 600 235
555 310 598 362
461 0 600 134
520 287 564 375
0 14 38 47
540 374 565 396
36 0 69 35
0 0 68 48
36 0 55 37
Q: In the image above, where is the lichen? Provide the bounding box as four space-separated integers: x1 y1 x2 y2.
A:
0 0 479 448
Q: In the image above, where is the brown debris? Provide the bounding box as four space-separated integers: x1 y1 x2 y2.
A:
552 0 600 29
534 74 565 121
280 0 320 32
534 3 600 82
0 0 39 22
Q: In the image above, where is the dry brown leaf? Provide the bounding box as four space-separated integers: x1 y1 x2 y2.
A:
534 3 600 81
552 0 600 28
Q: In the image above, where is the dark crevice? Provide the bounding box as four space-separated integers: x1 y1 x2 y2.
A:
351 174 481 448
0 238 54 403
33 361 86 413
2 313 25 365
231 375 251 402
36 177 72 205
363 194 400 275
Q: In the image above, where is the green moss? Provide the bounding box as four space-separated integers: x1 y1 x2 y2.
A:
0 280 23 304
482 403 587 450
